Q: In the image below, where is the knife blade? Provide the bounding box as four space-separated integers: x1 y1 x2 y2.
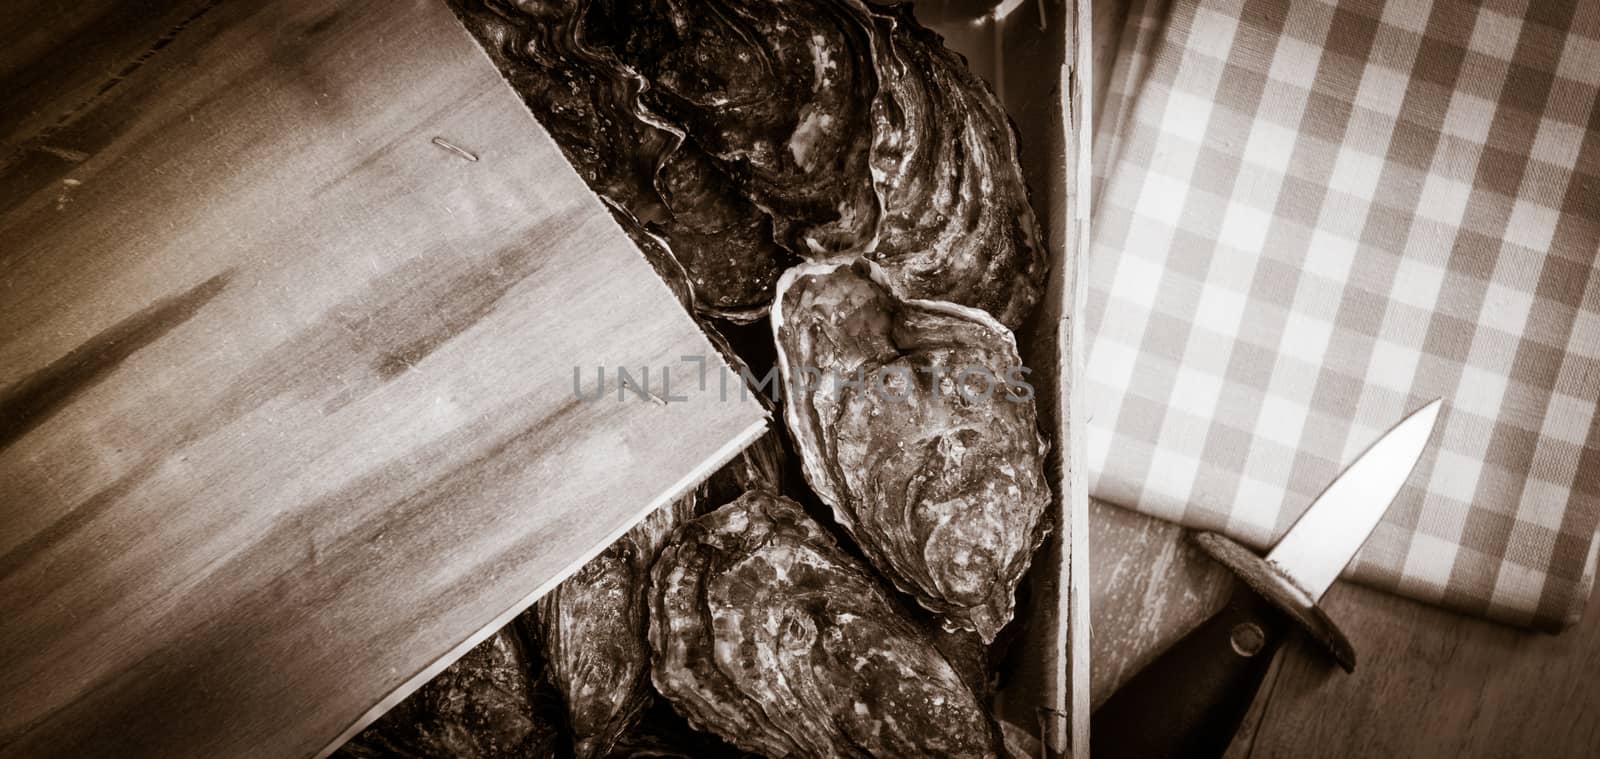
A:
1092 399 1444 759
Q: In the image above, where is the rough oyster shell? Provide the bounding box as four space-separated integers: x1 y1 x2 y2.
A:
447 0 792 321
451 0 1045 328
336 627 563 759
600 0 1045 327
532 493 699 759
599 0 885 257
531 428 786 759
771 259 1050 641
864 3 1046 328
649 490 997 758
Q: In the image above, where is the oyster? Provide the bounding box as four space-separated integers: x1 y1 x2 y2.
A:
649 490 997 758
597 0 1046 327
336 627 564 759
446 0 793 320
532 426 787 759
532 493 698 759
771 259 1050 641
864 3 1046 328
449 0 1045 327
597 0 884 257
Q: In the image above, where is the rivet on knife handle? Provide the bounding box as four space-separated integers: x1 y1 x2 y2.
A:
1091 570 1293 759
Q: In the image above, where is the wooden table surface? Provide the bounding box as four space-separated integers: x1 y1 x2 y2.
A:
0 2 765 757
1087 0 1600 756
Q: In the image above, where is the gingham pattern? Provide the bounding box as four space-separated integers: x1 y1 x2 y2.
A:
1087 0 1600 628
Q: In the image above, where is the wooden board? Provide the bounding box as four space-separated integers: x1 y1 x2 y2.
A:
1088 0 1600 754
0 1 767 757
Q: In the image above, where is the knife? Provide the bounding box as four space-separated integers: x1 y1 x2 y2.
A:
1091 398 1444 759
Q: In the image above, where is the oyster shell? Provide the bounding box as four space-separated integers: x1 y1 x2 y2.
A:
599 0 1045 327
598 0 884 258
450 0 1045 328
336 627 563 759
771 259 1050 641
532 427 786 759
446 0 793 321
532 493 698 759
864 4 1046 328
649 490 997 758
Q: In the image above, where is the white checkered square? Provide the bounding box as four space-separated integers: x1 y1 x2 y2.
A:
1531 117 1587 169
1391 255 1447 310
1269 35 1324 88
1416 172 1474 227
1280 310 1335 365
1478 280 1535 337
1329 146 1387 199
1456 365 1509 421
1491 561 1549 617
1193 281 1249 336
1505 199 1561 251
1146 446 1203 506
1169 364 1226 420
1441 90 1498 142
1303 229 1360 283
1106 243 1168 306
1355 63 1410 117
1229 473 1290 544
1557 30 1600 86
1430 448 1485 510
1163 91 1217 144
1368 339 1423 393
1467 8 1523 62
1188 6 1243 62
1242 119 1300 172
1403 532 1461 590
1134 172 1192 227
1088 336 1142 404
1217 201 1273 252
1086 410 1115 489
1544 393 1595 445
1255 394 1310 449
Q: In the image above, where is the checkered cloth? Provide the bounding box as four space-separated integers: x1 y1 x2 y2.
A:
1087 0 1600 629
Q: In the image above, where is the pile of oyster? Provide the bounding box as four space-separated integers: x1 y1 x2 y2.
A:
340 0 1055 755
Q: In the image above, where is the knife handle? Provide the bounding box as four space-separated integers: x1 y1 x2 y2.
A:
1091 584 1292 759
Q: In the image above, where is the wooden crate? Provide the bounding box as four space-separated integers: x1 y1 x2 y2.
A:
0 0 1092 756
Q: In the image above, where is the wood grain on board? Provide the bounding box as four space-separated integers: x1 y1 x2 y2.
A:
1088 0 1600 755
0 1 766 758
